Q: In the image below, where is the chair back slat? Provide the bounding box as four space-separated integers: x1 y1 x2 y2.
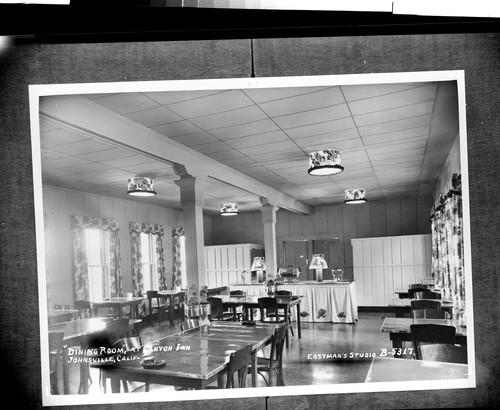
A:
410 324 456 360
411 309 447 319
410 299 442 311
414 290 441 300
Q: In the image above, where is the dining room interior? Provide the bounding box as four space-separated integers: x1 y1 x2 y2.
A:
35 71 474 403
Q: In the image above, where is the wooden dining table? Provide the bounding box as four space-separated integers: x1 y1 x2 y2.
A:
387 298 454 318
48 317 142 394
101 321 280 391
365 356 469 382
48 308 78 324
216 295 303 342
89 296 145 319
380 317 467 358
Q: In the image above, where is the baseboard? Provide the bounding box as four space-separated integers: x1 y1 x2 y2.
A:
358 306 396 313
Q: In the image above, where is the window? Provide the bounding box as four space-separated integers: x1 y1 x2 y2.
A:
85 228 111 299
140 232 159 290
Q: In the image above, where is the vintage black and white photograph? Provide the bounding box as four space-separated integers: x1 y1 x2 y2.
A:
30 71 474 406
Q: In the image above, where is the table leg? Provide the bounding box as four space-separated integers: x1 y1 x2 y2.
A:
390 333 404 358
62 346 69 394
169 296 174 326
79 363 89 394
296 303 301 339
251 350 257 387
108 372 121 393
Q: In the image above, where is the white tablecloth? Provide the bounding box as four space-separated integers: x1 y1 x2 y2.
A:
230 281 358 324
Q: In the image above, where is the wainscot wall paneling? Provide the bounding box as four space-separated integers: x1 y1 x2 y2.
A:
207 196 432 281
352 234 432 306
204 243 264 288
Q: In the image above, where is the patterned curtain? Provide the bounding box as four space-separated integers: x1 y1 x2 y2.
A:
430 174 464 324
70 215 121 301
129 222 166 296
172 227 184 289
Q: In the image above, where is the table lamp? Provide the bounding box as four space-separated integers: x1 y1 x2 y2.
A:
251 257 266 283
309 254 328 282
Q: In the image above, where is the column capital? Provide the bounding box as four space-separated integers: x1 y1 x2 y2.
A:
260 202 278 224
175 174 210 207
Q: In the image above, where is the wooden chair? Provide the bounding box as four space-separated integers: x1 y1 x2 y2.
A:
228 291 245 318
82 319 131 393
249 323 287 386
258 296 291 327
410 324 456 360
48 331 65 395
408 287 429 298
258 297 290 348
75 300 94 318
274 290 295 336
418 343 467 364
412 308 449 319
410 299 442 312
224 344 253 388
207 297 236 321
414 290 441 300
258 297 286 324
146 290 169 326
107 336 145 392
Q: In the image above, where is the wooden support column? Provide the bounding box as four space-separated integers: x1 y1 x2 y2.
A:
260 201 278 281
174 175 208 289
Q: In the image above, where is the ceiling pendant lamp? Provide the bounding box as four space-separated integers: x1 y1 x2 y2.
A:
308 149 344 175
127 177 156 197
220 202 239 216
344 188 367 204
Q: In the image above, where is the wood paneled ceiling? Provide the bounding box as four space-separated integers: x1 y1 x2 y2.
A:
39 78 459 215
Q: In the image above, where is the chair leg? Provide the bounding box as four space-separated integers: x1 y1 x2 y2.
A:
288 315 294 336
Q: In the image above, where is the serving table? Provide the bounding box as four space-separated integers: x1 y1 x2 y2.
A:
365 356 469 382
102 321 280 391
380 317 467 358
231 281 357 324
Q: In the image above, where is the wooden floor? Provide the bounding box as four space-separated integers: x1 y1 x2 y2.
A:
53 312 405 394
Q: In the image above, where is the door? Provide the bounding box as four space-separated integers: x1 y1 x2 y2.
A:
282 240 310 281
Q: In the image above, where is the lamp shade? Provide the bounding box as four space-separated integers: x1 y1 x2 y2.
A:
344 188 367 204
127 177 156 197
309 254 327 282
220 202 239 216
308 149 344 175
309 254 328 269
251 257 266 271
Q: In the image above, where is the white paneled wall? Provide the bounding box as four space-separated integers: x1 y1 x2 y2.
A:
352 234 432 306
205 243 263 288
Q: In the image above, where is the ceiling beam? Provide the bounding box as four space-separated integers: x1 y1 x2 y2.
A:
39 94 312 215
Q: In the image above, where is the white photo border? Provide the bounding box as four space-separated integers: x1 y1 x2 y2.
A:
30 70 475 407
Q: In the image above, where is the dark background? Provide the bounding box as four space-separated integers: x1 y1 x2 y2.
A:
0 3 499 409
